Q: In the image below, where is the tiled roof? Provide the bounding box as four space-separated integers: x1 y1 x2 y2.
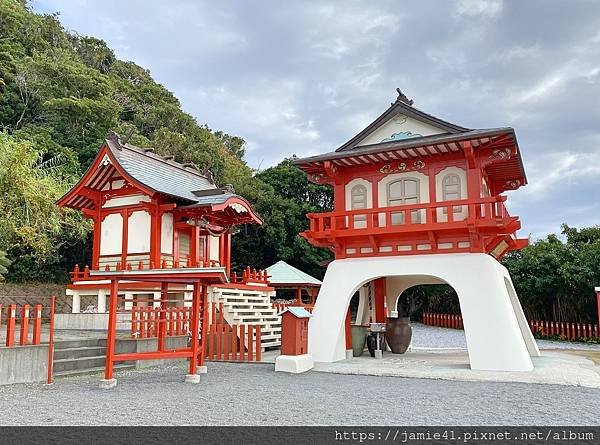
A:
105 135 217 203
266 260 322 286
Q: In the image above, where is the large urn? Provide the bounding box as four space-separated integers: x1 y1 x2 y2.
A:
385 317 412 354
351 325 368 357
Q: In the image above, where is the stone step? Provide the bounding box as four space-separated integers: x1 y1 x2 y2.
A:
54 346 106 360
53 338 106 350
54 363 134 378
53 355 108 373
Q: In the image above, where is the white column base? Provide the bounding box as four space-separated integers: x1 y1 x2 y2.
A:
99 378 117 389
309 253 538 372
275 354 314 374
184 374 201 384
345 349 353 359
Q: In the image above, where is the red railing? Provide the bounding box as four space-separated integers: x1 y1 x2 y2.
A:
422 312 600 340
205 323 262 362
230 267 270 285
1 296 56 384
273 303 314 314
130 307 192 339
305 196 513 236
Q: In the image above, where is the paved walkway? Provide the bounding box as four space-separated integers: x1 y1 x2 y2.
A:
1 362 599 426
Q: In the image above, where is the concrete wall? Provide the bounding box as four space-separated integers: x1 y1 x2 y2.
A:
0 345 48 386
54 313 131 330
115 336 188 368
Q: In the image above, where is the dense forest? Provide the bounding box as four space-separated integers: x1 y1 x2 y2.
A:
0 1 598 323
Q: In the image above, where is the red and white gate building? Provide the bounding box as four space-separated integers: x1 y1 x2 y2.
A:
56 131 271 385
294 90 540 371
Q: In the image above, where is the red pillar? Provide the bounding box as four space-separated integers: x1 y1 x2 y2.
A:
189 282 201 375
295 287 302 304
345 308 352 351
104 279 119 380
199 284 209 366
374 278 387 322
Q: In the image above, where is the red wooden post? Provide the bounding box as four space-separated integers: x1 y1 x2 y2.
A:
19 304 30 345
255 325 262 362
198 284 209 364
224 325 230 360
188 281 201 375
231 324 238 361
216 323 222 360
104 279 119 381
5 304 16 347
207 323 215 359
32 304 42 345
247 325 254 361
131 306 138 338
219 302 224 325
239 324 246 361
158 282 167 351
0 304 3 336
47 296 56 384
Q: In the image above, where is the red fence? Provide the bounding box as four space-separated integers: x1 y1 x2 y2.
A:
1 296 56 384
205 323 262 362
273 303 314 314
528 320 599 340
130 306 192 338
422 312 463 329
422 312 600 340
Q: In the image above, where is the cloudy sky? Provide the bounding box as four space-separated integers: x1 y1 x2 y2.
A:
33 0 600 238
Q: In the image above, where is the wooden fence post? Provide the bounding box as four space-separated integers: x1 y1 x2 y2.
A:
19 304 30 345
32 304 42 345
5 304 16 347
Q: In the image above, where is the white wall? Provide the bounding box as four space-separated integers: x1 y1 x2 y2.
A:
209 235 220 263
127 211 151 252
358 114 444 147
161 213 174 254
102 195 150 208
100 213 122 255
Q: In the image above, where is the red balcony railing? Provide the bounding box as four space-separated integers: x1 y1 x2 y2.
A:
304 196 517 238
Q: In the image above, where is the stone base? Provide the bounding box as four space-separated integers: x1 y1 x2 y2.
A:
345 349 353 359
196 365 208 374
184 374 201 384
374 349 383 359
99 378 117 389
275 354 314 374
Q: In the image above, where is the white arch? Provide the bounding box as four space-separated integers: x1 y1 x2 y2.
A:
308 253 539 371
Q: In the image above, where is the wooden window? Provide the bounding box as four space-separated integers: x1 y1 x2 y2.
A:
442 173 462 216
350 184 368 227
387 178 420 224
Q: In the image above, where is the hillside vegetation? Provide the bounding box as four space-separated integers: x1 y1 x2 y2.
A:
0 0 332 281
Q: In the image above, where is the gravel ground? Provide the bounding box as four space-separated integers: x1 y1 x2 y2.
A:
411 323 600 351
1 361 599 426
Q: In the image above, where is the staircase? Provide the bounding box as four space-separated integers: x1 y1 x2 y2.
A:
53 338 134 377
210 286 281 350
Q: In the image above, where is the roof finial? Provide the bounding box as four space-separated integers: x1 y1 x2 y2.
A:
395 88 413 106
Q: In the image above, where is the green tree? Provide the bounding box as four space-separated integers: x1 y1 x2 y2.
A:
0 250 10 281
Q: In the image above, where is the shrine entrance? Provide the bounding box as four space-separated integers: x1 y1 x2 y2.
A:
309 253 539 372
96 267 227 388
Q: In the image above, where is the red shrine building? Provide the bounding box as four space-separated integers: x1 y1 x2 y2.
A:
294 90 540 372
56 132 280 385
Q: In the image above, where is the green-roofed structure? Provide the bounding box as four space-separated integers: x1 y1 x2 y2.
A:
266 260 321 304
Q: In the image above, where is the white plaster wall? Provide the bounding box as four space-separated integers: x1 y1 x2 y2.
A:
161 213 174 254
358 114 445 147
127 211 151 253
100 213 122 255
435 166 467 222
308 253 540 371
209 235 220 263
102 195 150 208
377 171 429 225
